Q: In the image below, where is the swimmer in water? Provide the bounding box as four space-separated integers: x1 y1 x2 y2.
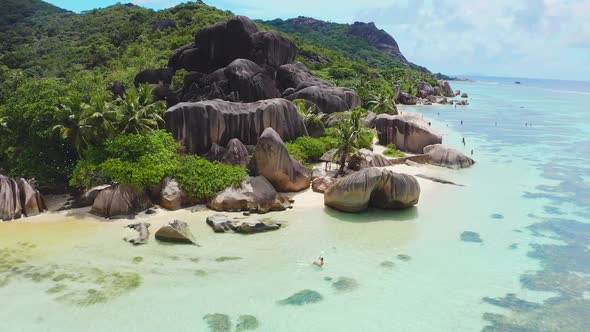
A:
312 257 324 267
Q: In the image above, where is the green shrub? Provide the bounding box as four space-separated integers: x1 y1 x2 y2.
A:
70 130 180 189
383 144 405 158
175 155 247 200
285 136 337 163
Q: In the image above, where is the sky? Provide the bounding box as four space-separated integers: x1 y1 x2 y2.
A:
45 0 590 81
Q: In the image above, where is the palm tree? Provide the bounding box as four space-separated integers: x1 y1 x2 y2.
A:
368 93 398 115
333 108 374 176
81 94 119 145
53 95 91 155
293 98 325 137
116 83 166 135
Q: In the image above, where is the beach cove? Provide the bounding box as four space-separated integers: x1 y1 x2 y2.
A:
2 78 588 331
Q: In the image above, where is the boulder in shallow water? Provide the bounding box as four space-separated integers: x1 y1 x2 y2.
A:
423 144 475 169
207 176 292 213
155 220 197 244
254 127 311 192
90 184 152 219
324 167 420 213
375 114 442 154
206 214 234 233
311 167 326 180
164 98 307 155
124 222 151 245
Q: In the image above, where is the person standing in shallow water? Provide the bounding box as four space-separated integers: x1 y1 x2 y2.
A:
462 137 466 146
312 257 324 267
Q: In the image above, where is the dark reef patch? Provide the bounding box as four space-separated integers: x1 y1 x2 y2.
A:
482 293 541 312
490 213 504 220
460 231 483 243
397 254 411 261
215 256 243 263
278 289 323 306
380 260 395 268
236 315 259 331
332 277 358 292
203 313 231 332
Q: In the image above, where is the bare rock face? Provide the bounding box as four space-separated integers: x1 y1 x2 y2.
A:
16 178 47 217
182 59 279 103
204 143 226 161
208 176 292 213
0 175 47 221
134 68 174 87
278 62 361 114
155 220 197 244
347 148 393 171
311 167 326 180
375 114 442 153
90 184 152 219
169 16 297 74
206 214 234 233
398 91 417 105
221 138 250 167
438 80 454 97
124 222 151 245
324 168 420 213
255 127 311 192
71 184 110 208
417 82 436 98
423 144 475 169
156 177 193 211
312 176 336 194
164 98 307 155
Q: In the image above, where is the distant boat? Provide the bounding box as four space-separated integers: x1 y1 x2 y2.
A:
515 81 521 84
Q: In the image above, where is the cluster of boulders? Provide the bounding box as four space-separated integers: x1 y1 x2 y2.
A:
0 175 46 221
371 112 475 169
393 81 468 106
123 220 197 245
206 214 284 234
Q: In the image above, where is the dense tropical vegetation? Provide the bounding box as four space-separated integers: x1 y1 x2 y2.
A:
0 0 439 194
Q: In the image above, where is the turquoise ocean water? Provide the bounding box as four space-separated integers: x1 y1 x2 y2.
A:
0 77 589 331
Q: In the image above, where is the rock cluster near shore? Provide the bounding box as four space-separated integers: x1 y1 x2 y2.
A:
0 175 47 221
375 113 442 154
324 168 420 213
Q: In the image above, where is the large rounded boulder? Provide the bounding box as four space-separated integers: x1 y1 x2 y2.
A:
423 144 475 169
375 113 442 153
255 127 311 192
155 177 194 211
324 168 420 213
16 178 47 217
164 98 308 155
90 184 152 219
208 176 291 213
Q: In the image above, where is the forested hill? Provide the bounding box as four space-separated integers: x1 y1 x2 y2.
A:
263 17 429 72
0 0 440 189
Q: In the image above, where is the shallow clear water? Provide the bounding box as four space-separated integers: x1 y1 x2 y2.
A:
1 78 589 331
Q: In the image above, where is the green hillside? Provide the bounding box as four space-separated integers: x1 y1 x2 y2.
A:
0 0 439 189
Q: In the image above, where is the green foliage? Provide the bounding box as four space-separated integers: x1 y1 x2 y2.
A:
383 144 405 158
70 130 179 189
175 155 247 201
115 84 166 135
285 136 336 163
368 93 397 115
331 108 375 175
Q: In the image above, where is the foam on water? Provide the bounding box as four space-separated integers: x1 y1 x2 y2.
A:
1 78 589 331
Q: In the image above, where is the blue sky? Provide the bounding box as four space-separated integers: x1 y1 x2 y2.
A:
45 0 590 81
